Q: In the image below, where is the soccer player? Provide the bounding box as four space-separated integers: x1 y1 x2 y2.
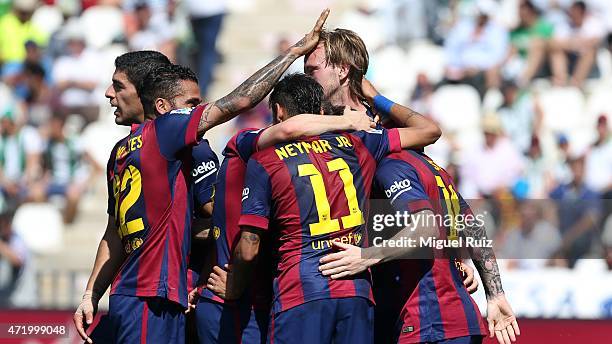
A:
73 9 332 343
303 29 441 146
229 73 435 344
191 98 376 343
318 149 521 344
303 27 486 338
138 63 220 343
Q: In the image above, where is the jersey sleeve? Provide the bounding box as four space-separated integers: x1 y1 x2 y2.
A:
238 157 272 231
153 104 206 160
106 145 119 217
350 128 401 162
235 128 266 162
375 158 433 214
191 139 219 207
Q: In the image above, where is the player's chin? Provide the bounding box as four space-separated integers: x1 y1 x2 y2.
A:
114 114 129 126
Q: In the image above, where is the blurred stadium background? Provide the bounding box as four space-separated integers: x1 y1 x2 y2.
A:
0 0 610 342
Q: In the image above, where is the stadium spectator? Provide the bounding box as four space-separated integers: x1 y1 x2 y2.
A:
497 79 543 153
550 154 601 268
549 0 605 87
21 62 52 126
185 0 226 98
0 206 29 308
0 109 43 203
40 115 92 223
516 135 555 198
500 200 561 269
3 40 51 92
460 114 524 198
552 133 573 186
51 18 105 125
409 72 435 116
127 1 177 61
442 0 509 97
233 101 272 132
584 115 612 195
0 0 48 72
507 0 554 86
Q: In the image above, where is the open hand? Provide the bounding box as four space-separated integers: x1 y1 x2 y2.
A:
487 294 520 344
343 107 377 131
289 9 330 56
73 290 98 343
318 242 378 279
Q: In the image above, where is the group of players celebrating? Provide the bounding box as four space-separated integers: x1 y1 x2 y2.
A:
72 9 520 344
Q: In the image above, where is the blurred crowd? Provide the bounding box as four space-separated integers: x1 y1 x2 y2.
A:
343 0 612 271
0 0 611 309
0 0 232 307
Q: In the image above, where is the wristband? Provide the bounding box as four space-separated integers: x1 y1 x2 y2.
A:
372 94 394 117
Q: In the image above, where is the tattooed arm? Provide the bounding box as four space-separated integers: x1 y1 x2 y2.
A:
197 9 330 137
463 220 520 344
223 227 262 300
463 222 504 298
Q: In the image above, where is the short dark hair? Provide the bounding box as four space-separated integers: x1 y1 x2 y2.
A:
572 1 587 12
114 51 171 95
140 64 198 115
520 0 540 15
269 73 324 118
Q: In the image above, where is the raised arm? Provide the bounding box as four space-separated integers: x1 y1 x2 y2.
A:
197 9 330 137
362 78 441 148
256 108 375 149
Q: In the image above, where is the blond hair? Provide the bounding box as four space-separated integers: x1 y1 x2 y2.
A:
319 29 369 101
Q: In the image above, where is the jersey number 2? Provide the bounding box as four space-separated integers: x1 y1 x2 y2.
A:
113 165 145 239
298 158 364 236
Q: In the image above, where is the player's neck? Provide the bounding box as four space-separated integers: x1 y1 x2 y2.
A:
333 86 365 111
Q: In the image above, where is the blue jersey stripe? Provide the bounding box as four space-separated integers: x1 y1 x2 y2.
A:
418 260 445 341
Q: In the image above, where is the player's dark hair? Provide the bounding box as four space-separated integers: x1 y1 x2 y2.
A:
572 1 586 13
269 73 324 118
114 51 171 96
521 1 540 15
140 64 199 116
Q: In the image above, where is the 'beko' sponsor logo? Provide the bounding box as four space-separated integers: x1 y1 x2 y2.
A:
384 179 412 201
192 160 217 183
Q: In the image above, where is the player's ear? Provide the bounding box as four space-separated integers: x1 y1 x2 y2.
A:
337 64 350 80
155 98 169 115
274 103 285 123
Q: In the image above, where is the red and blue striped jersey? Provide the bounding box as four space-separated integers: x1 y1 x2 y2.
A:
239 129 401 314
200 128 273 310
106 105 204 308
373 149 487 343
187 138 219 291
